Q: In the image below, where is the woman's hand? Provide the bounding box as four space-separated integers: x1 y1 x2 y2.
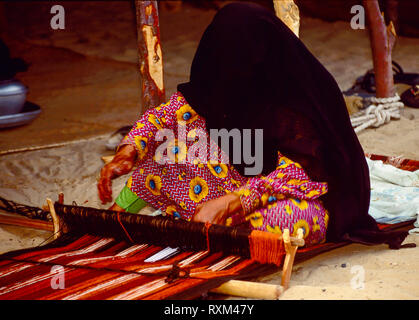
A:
192 192 243 225
98 145 137 204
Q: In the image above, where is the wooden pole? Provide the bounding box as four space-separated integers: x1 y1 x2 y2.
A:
135 0 166 113
210 280 284 300
46 198 61 240
363 0 397 98
273 0 300 37
212 228 304 299
0 211 53 232
281 228 303 290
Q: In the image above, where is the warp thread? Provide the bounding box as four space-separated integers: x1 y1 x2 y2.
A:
249 230 284 266
117 212 134 243
204 222 211 252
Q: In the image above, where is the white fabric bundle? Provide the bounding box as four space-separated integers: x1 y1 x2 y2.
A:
366 157 419 234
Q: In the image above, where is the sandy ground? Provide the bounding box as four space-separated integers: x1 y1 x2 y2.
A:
0 1 418 299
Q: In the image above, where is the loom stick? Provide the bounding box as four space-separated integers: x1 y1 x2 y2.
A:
211 229 304 299
58 192 64 205
0 211 53 232
210 280 284 300
281 228 303 290
46 198 61 240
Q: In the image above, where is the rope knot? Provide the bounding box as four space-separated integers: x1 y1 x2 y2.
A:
350 94 404 133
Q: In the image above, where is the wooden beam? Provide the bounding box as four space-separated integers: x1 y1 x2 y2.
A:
0 211 53 232
281 228 304 290
135 0 166 113
212 228 304 299
46 198 61 240
273 0 300 37
210 280 283 300
363 0 396 98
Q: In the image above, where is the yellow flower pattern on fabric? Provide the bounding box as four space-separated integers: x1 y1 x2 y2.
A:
134 136 148 159
261 193 281 206
312 216 321 232
284 204 293 215
166 205 181 218
176 104 198 124
126 176 133 189
148 114 163 130
277 156 294 169
178 172 187 181
324 211 329 228
187 128 198 140
230 178 242 188
207 162 228 178
266 225 283 236
167 139 187 163
287 179 304 185
179 201 187 210
293 219 310 239
291 198 308 210
261 193 270 206
189 177 209 203
135 122 145 129
145 174 162 196
306 189 320 198
246 212 264 228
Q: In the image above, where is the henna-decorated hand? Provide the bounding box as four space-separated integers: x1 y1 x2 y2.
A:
192 192 243 225
97 145 137 204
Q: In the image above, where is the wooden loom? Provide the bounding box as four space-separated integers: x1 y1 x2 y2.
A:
48 197 305 299
1 152 417 299
0 196 304 300
0 2 414 299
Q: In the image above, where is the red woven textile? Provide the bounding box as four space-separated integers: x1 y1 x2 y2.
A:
0 234 269 300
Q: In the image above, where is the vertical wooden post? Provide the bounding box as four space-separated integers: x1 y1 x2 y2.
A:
135 0 165 113
46 198 61 240
363 0 396 98
281 228 303 290
273 0 300 37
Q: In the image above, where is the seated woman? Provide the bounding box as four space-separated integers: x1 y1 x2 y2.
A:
98 3 407 248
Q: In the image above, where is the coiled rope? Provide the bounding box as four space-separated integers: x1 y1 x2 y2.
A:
350 94 404 133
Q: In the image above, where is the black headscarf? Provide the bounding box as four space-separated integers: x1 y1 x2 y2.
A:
178 3 408 247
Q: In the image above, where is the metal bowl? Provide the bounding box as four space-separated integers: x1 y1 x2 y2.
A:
0 101 41 128
0 79 28 116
